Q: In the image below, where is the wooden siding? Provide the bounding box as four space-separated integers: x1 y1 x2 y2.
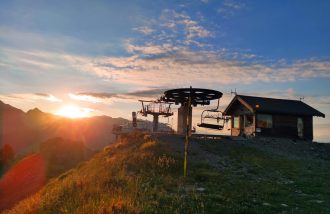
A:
230 102 254 137
228 100 314 140
255 114 313 140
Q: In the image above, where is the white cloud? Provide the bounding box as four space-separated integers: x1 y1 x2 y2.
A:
77 50 330 88
133 9 213 51
2 46 330 91
0 93 62 103
133 26 154 35
162 10 212 40
68 88 167 104
126 43 176 55
181 19 212 39
68 93 107 104
217 0 245 18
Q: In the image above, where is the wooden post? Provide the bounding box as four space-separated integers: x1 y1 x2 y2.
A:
184 88 192 177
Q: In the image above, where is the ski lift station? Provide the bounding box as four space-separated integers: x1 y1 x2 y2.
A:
113 87 325 141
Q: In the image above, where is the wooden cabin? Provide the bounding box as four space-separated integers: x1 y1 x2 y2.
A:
223 95 325 140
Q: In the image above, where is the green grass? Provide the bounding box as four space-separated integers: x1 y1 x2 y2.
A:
5 134 330 213
6 133 203 213
197 141 330 213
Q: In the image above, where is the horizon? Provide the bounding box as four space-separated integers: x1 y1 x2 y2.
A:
1 0 329 142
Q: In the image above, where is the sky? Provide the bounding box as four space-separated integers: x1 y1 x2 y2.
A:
0 0 330 141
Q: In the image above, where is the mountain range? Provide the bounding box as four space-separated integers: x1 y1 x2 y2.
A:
0 100 128 211
0 100 127 155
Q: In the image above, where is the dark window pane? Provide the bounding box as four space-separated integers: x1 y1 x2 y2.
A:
245 115 253 127
257 114 272 128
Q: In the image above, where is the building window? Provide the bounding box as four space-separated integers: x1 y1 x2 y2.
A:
233 116 239 128
257 114 272 128
245 115 253 127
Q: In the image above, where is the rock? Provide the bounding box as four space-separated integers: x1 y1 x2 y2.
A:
196 187 206 192
281 203 288 207
262 202 271 206
309 200 324 204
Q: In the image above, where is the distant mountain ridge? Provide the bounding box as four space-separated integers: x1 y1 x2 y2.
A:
0 100 128 210
0 100 128 155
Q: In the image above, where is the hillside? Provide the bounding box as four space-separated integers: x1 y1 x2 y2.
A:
0 138 93 211
5 133 330 213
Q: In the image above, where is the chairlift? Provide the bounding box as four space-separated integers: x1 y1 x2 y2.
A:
138 100 173 118
197 98 230 130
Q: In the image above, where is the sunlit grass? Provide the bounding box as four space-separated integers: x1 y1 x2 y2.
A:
6 133 202 213
5 134 330 213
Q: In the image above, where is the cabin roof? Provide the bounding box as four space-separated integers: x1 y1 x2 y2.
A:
223 95 325 118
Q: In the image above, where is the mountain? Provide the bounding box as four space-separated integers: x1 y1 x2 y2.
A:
0 100 128 155
0 100 129 209
4 133 330 213
0 101 36 154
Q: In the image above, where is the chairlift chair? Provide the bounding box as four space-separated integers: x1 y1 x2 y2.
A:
197 98 230 130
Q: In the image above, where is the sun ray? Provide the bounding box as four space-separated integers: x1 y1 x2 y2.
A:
56 105 91 119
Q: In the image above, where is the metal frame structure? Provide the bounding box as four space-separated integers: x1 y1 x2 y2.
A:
161 87 223 177
162 88 222 106
197 98 231 130
138 100 173 132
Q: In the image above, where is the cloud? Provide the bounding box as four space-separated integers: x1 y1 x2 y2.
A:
34 93 63 102
126 43 176 55
161 9 213 40
133 26 154 35
68 93 114 104
69 88 169 104
131 9 213 52
126 88 168 98
182 18 212 39
2 46 330 91
77 50 330 87
217 0 245 18
0 93 62 103
1 10 330 103
0 26 115 55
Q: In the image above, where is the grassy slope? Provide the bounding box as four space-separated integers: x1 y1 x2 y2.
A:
6 133 330 213
0 137 93 211
194 140 330 213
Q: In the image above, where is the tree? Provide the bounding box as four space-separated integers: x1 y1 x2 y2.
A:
1 144 14 165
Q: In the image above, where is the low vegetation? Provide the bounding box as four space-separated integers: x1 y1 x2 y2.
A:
0 144 15 176
5 133 330 213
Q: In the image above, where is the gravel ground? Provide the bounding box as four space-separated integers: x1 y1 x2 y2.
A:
155 134 330 170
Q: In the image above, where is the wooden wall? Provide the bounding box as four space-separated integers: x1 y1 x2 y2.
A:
256 114 313 140
230 102 254 137
228 101 314 140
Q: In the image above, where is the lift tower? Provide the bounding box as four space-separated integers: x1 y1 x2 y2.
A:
139 100 173 132
161 86 222 177
161 87 223 135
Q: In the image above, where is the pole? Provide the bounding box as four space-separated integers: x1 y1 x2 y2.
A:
153 115 159 132
184 87 192 177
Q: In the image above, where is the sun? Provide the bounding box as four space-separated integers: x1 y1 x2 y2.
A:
56 105 91 119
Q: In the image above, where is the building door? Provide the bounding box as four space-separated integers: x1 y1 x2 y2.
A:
297 117 304 138
240 115 244 135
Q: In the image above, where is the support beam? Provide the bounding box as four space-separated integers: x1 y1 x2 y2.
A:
177 105 192 135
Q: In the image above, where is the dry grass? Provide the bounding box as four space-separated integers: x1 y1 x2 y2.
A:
5 133 330 213
5 133 202 214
